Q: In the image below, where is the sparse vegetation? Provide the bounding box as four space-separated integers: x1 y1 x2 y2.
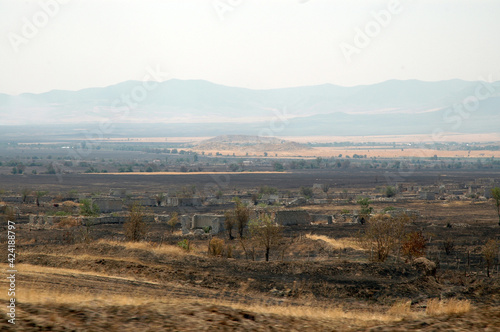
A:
80 199 100 216
482 239 499 277
425 298 472 316
124 204 148 242
233 197 250 238
492 187 500 226
401 231 427 261
362 213 411 262
249 213 283 261
167 212 179 234
300 186 313 199
385 186 397 198
208 237 225 256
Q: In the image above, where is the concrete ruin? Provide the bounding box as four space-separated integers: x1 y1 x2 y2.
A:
419 192 436 200
191 214 225 234
109 188 131 198
91 198 123 213
275 210 311 226
311 214 333 224
167 197 202 207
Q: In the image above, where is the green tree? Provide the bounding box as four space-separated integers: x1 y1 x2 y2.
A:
491 187 500 226
224 210 236 240
300 186 313 199
21 188 31 203
249 213 283 262
385 186 397 198
273 162 284 172
357 197 373 223
46 163 56 174
35 190 48 207
80 199 100 217
233 197 250 238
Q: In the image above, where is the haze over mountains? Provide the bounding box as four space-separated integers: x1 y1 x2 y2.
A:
1 79 499 138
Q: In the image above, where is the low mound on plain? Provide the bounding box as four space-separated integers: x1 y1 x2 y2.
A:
194 135 310 153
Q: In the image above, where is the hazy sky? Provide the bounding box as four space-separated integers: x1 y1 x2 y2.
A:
1 0 499 95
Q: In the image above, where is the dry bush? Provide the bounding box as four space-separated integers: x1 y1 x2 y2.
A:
441 238 455 256
482 239 499 277
53 216 80 229
388 300 412 316
362 213 411 262
124 204 148 242
209 237 225 256
4 205 17 222
167 212 178 233
426 298 471 316
401 231 427 261
62 200 80 208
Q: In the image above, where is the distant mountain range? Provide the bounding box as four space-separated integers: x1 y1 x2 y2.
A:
1 79 499 139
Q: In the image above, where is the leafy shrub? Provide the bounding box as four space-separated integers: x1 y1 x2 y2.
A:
259 186 277 195
300 186 313 199
385 186 397 198
80 199 99 217
177 239 190 251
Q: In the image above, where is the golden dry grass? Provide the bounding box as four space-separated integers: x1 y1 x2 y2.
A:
95 239 204 256
5 285 414 325
426 298 472 316
0 263 156 284
305 234 365 251
52 216 80 229
388 300 412 317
